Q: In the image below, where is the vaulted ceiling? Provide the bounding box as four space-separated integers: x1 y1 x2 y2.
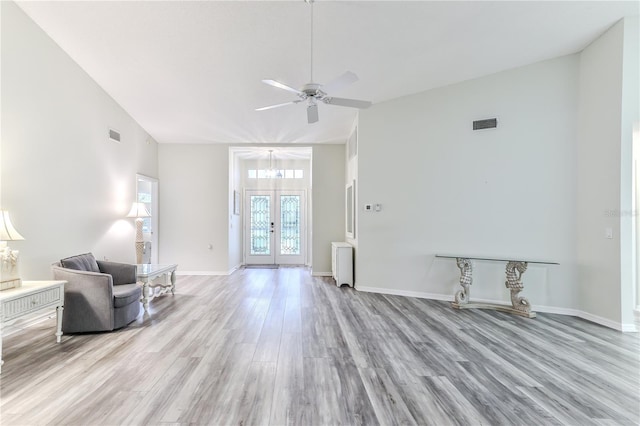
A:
15 1 639 144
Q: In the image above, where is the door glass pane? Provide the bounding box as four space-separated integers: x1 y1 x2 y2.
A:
280 195 300 255
250 195 271 255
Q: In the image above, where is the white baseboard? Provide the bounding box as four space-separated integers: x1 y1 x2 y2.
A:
312 271 332 277
355 285 451 302
355 285 638 332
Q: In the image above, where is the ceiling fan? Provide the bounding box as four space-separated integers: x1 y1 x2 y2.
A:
256 0 372 124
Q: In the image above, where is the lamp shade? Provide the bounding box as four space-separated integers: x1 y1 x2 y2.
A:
0 210 24 241
126 202 151 218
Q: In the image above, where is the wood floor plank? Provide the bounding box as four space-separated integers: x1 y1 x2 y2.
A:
0 268 638 425
300 357 350 425
253 303 285 363
269 332 304 426
358 366 417 425
227 361 277 426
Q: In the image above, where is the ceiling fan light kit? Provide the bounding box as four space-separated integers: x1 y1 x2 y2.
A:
257 0 372 124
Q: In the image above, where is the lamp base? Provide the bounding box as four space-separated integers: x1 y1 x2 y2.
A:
1 241 21 291
1 278 22 291
135 241 145 264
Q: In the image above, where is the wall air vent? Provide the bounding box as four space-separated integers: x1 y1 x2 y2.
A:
473 118 497 130
109 128 121 143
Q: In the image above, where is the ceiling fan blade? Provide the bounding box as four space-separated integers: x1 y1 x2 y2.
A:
321 71 359 94
323 97 372 109
255 100 301 111
262 79 304 96
307 103 319 124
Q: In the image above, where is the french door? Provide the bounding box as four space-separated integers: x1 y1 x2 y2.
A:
244 190 306 265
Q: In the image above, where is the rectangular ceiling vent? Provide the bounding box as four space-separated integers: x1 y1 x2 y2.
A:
109 128 121 143
473 118 497 130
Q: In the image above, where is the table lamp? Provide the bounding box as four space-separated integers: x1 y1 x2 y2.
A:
126 202 151 264
0 210 25 290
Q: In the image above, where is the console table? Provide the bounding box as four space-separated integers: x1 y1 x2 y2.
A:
137 264 177 312
436 255 558 318
332 242 353 287
0 280 65 373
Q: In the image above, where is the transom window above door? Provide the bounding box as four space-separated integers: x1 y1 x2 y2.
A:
247 169 304 179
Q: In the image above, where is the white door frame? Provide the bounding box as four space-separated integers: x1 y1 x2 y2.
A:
136 174 159 264
244 189 306 265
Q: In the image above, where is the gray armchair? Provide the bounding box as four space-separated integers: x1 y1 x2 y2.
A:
51 253 142 333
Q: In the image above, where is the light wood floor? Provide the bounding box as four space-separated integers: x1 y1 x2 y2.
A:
1 267 638 425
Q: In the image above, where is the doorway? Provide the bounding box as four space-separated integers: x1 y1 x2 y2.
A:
136 174 159 264
244 190 306 265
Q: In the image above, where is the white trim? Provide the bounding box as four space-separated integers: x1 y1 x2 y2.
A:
355 285 451 302
620 323 638 332
136 174 159 264
355 285 639 332
312 271 332 277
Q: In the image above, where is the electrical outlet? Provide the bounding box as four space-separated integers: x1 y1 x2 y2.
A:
605 228 613 239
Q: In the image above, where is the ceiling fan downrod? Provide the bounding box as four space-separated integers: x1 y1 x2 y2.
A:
306 0 315 84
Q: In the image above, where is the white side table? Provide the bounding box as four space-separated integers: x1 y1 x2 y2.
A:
137 264 177 312
0 280 65 373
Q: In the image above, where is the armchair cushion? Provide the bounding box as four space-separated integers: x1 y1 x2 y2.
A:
60 253 100 273
113 283 142 308
97 260 137 286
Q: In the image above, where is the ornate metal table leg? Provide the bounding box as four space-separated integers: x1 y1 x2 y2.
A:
141 280 150 313
170 270 176 295
451 258 473 308
505 261 535 318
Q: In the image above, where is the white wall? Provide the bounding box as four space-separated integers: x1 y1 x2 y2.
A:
636 124 640 311
620 18 639 326
1 2 158 279
158 144 229 274
357 54 579 311
355 19 638 330
311 144 346 275
160 144 344 275
576 18 639 329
